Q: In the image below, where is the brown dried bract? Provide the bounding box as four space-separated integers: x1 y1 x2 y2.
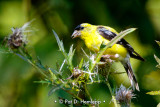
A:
7 28 24 49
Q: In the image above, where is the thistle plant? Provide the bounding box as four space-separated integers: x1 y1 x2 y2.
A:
146 41 160 107
115 85 135 107
1 21 137 107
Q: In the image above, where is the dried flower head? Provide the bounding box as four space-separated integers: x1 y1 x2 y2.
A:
72 67 83 78
7 28 24 49
115 84 135 107
4 20 34 49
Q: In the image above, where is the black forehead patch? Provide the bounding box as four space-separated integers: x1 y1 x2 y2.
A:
74 24 84 30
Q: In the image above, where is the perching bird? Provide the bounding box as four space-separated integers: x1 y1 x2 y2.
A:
71 23 144 91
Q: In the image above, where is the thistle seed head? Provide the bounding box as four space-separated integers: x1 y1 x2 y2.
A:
4 20 34 49
115 85 135 107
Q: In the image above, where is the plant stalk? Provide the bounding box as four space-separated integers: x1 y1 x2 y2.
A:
106 81 118 107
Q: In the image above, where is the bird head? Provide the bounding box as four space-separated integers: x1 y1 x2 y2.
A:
71 23 92 39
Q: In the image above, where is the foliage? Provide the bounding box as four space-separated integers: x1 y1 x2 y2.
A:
1 21 136 106
146 41 160 96
1 0 160 107
146 91 160 95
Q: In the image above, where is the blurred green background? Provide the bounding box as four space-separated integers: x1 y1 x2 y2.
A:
0 0 160 107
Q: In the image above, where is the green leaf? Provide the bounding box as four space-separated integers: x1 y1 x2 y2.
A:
154 55 160 68
48 68 57 80
35 56 47 71
56 61 60 71
52 29 68 61
0 46 11 54
154 54 160 64
79 58 83 69
34 80 51 84
68 44 75 69
15 53 29 62
52 30 65 52
146 91 160 95
49 67 60 76
156 65 160 69
53 30 75 72
15 51 49 78
35 57 60 76
100 42 106 49
155 40 160 47
48 84 64 96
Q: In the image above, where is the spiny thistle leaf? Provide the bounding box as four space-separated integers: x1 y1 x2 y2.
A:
100 42 107 49
146 91 160 95
15 53 28 62
53 30 75 72
68 44 75 69
0 47 11 54
79 58 83 69
35 57 60 76
154 55 160 64
48 68 57 80
89 55 95 70
48 84 64 96
154 55 160 69
34 79 52 84
35 56 47 71
155 40 160 47
52 30 65 52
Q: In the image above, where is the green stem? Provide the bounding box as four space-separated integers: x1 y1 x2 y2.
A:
62 88 91 107
106 82 118 107
62 88 82 101
17 48 49 79
27 60 49 78
83 83 92 101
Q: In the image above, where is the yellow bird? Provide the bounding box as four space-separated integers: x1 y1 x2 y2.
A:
71 23 144 91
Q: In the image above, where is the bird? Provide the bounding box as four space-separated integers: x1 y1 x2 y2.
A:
71 23 144 91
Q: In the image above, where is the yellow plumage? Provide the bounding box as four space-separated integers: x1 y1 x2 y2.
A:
77 23 128 60
71 23 144 91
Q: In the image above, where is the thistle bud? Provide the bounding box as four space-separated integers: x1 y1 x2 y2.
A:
7 28 24 49
3 20 34 49
115 85 135 107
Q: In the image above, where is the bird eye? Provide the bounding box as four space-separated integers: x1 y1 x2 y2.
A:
74 24 84 30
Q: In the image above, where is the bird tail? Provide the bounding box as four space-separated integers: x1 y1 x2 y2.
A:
122 60 140 91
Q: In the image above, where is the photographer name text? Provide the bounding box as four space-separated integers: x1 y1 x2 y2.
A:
55 99 104 105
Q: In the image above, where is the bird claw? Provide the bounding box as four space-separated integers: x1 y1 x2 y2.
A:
102 54 119 59
100 54 119 64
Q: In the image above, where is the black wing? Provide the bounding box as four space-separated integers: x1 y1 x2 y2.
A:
97 26 145 61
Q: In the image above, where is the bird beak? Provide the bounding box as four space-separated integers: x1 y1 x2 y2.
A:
71 30 81 39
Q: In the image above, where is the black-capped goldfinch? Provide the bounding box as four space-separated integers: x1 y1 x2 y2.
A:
71 23 144 91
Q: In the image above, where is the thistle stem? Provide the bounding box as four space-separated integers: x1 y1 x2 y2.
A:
16 48 49 79
106 81 118 107
83 83 92 101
